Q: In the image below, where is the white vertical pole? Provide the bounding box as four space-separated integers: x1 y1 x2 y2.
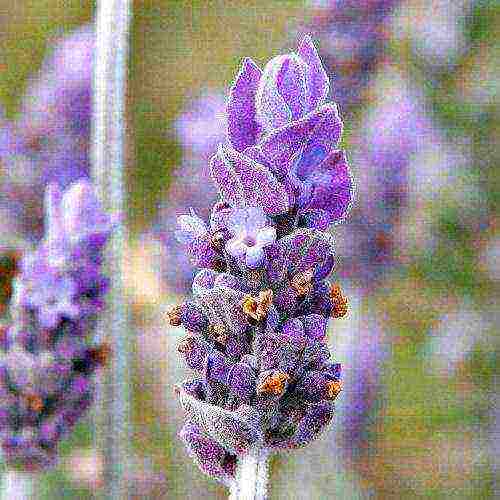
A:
92 0 132 498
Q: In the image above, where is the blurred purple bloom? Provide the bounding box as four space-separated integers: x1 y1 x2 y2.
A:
19 25 93 138
303 0 401 111
0 180 114 470
338 73 433 283
0 26 93 242
175 91 227 159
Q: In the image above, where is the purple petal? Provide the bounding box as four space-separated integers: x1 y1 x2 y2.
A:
245 245 264 269
180 422 235 485
276 55 308 121
255 227 276 247
227 362 257 400
309 150 354 222
211 145 289 216
227 58 262 151
297 35 330 111
226 237 247 258
259 103 342 178
303 314 327 342
256 55 292 131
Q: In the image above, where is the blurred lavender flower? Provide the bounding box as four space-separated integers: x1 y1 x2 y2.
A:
327 290 387 458
0 25 94 241
0 180 114 471
168 36 355 488
155 91 227 295
303 0 401 111
336 69 434 284
174 91 227 159
394 0 474 70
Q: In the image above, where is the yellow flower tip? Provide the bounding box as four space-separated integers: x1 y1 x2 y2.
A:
242 295 258 318
209 323 228 344
291 269 314 297
326 380 342 400
330 283 348 318
258 371 290 396
166 305 182 326
242 289 274 321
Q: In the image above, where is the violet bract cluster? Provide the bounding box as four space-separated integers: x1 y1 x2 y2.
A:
0 180 113 470
169 36 354 485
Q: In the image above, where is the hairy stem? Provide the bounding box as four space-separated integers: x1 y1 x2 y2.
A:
1 472 35 500
92 0 132 497
230 447 270 500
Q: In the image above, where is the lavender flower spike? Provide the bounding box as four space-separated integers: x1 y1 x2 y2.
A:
170 36 354 494
0 179 114 470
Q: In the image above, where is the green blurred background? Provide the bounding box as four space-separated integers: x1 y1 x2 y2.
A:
0 0 498 498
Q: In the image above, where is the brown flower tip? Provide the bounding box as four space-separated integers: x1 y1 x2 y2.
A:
166 305 182 326
258 371 290 396
291 269 314 297
208 323 228 344
24 393 44 412
0 250 21 312
177 337 194 354
242 289 274 321
210 231 225 250
0 324 8 345
89 343 112 367
330 283 348 318
326 380 342 400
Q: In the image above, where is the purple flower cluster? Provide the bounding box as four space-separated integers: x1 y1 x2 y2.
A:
304 0 401 111
0 25 93 239
169 37 354 485
339 74 433 283
0 180 113 470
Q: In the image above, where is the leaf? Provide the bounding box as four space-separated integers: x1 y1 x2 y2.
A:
178 389 262 455
195 285 248 337
210 144 289 216
278 228 334 276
